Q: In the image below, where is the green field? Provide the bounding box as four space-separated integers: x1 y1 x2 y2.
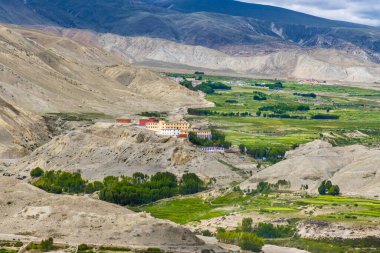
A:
142 192 380 225
183 77 380 154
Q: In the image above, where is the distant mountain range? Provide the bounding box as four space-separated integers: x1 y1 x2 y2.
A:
0 0 378 57
0 0 379 82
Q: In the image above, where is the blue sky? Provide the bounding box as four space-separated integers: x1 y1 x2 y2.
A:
239 0 380 26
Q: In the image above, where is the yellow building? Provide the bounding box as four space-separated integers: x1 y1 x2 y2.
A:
145 120 190 132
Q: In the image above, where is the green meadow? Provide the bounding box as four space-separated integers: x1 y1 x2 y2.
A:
142 192 380 225
185 77 380 152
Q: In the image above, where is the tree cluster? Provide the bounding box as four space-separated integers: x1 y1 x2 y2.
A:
31 168 205 206
189 129 231 148
139 111 168 118
318 180 340 196
27 238 54 252
254 82 283 90
311 114 339 120
239 144 286 161
294 92 317 98
32 170 88 194
258 104 310 114
99 172 205 206
188 108 251 117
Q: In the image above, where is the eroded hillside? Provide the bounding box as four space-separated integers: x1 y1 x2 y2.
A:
240 140 380 199
0 24 208 159
9 123 255 186
0 177 210 252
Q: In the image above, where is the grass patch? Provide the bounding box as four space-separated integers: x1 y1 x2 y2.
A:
143 191 380 225
143 197 228 224
45 112 110 121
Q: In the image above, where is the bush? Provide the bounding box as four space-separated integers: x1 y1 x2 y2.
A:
30 167 44 178
242 217 253 232
217 230 264 252
78 244 91 252
202 230 213 237
311 114 339 120
225 99 238 104
14 242 23 247
254 223 295 238
239 233 264 252
253 91 268 101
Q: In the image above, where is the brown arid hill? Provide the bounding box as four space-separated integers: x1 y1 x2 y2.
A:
0 24 209 159
9 123 256 186
240 140 380 199
0 177 216 252
0 25 207 115
45 28 380 84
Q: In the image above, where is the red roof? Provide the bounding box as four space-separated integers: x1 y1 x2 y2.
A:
116 119 131 123
139 118 158 126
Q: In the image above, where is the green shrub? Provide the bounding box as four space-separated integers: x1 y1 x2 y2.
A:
253 91 268 101
241 217 253 232
254 223 295 238
28 237 54 252
216 230 264 252
14 241 23 247
201 230 213 237
30 167 44 178
78 244 91 252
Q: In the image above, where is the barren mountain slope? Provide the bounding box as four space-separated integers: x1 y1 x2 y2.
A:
9 123 254 185
240 140 380 199
0 96 49 159
0 177 207 251
50 29 380 83
0 25 207 115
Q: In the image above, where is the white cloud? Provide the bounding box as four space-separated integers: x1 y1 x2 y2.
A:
238 0 380 26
